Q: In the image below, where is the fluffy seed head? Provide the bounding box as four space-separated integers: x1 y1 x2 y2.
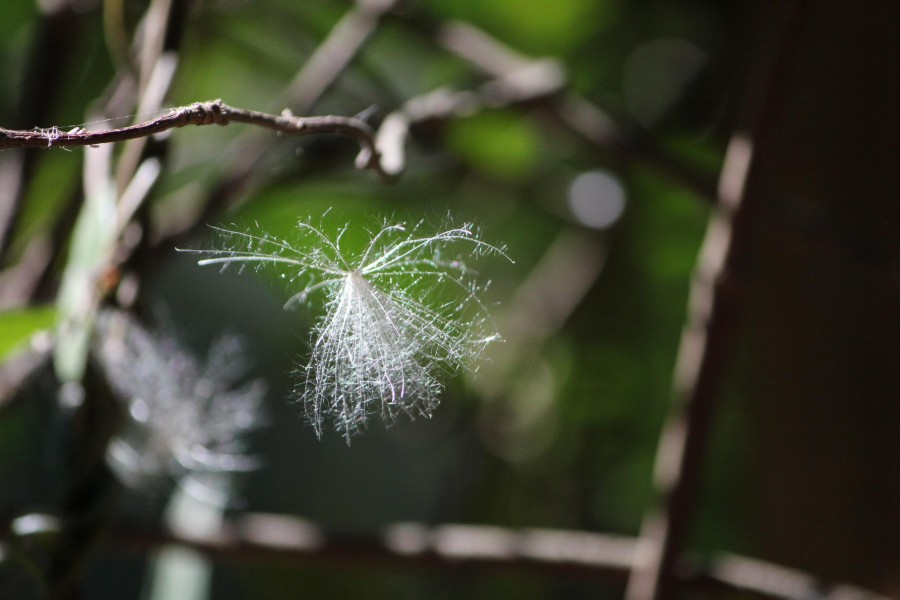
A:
93 310 266 487
184 217 509 442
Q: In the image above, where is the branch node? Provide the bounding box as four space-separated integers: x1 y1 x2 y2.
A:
192 99 228 126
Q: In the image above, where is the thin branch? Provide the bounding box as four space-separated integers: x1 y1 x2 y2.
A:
96 513 889 600
374 59 565 177
624 4 811 600
0 100 394 182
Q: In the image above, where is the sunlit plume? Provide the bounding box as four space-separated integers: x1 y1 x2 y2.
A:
183 218 511 442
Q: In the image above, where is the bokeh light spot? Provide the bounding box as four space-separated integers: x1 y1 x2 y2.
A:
568 170 627 229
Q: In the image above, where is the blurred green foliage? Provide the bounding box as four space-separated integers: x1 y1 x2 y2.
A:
0 307 54 362
445 111 543 182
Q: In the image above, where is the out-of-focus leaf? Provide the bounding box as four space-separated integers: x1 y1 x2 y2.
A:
54 150 117 383
445 111 541 182
0 0 37 115
6 151 81 260
0 0 35 42
425 0 614 56
631 171 708 279
0 306 55 362
662 134 724 174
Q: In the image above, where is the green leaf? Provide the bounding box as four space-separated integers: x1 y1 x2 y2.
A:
54 166 117 382
0 306 55 362
445 111 541 182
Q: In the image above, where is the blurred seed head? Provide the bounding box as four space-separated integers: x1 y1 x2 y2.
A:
93 310 266 489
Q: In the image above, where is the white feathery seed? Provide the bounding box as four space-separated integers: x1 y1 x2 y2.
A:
184 218 510 441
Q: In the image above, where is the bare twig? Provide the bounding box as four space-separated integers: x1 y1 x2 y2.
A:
97 513 888 600
0 99 393 182
624 4 811 600
1 509 886 599
374 58 565 177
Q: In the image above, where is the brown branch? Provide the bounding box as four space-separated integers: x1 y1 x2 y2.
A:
624 4 812 600
98 513 889 600
0 100 394 182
